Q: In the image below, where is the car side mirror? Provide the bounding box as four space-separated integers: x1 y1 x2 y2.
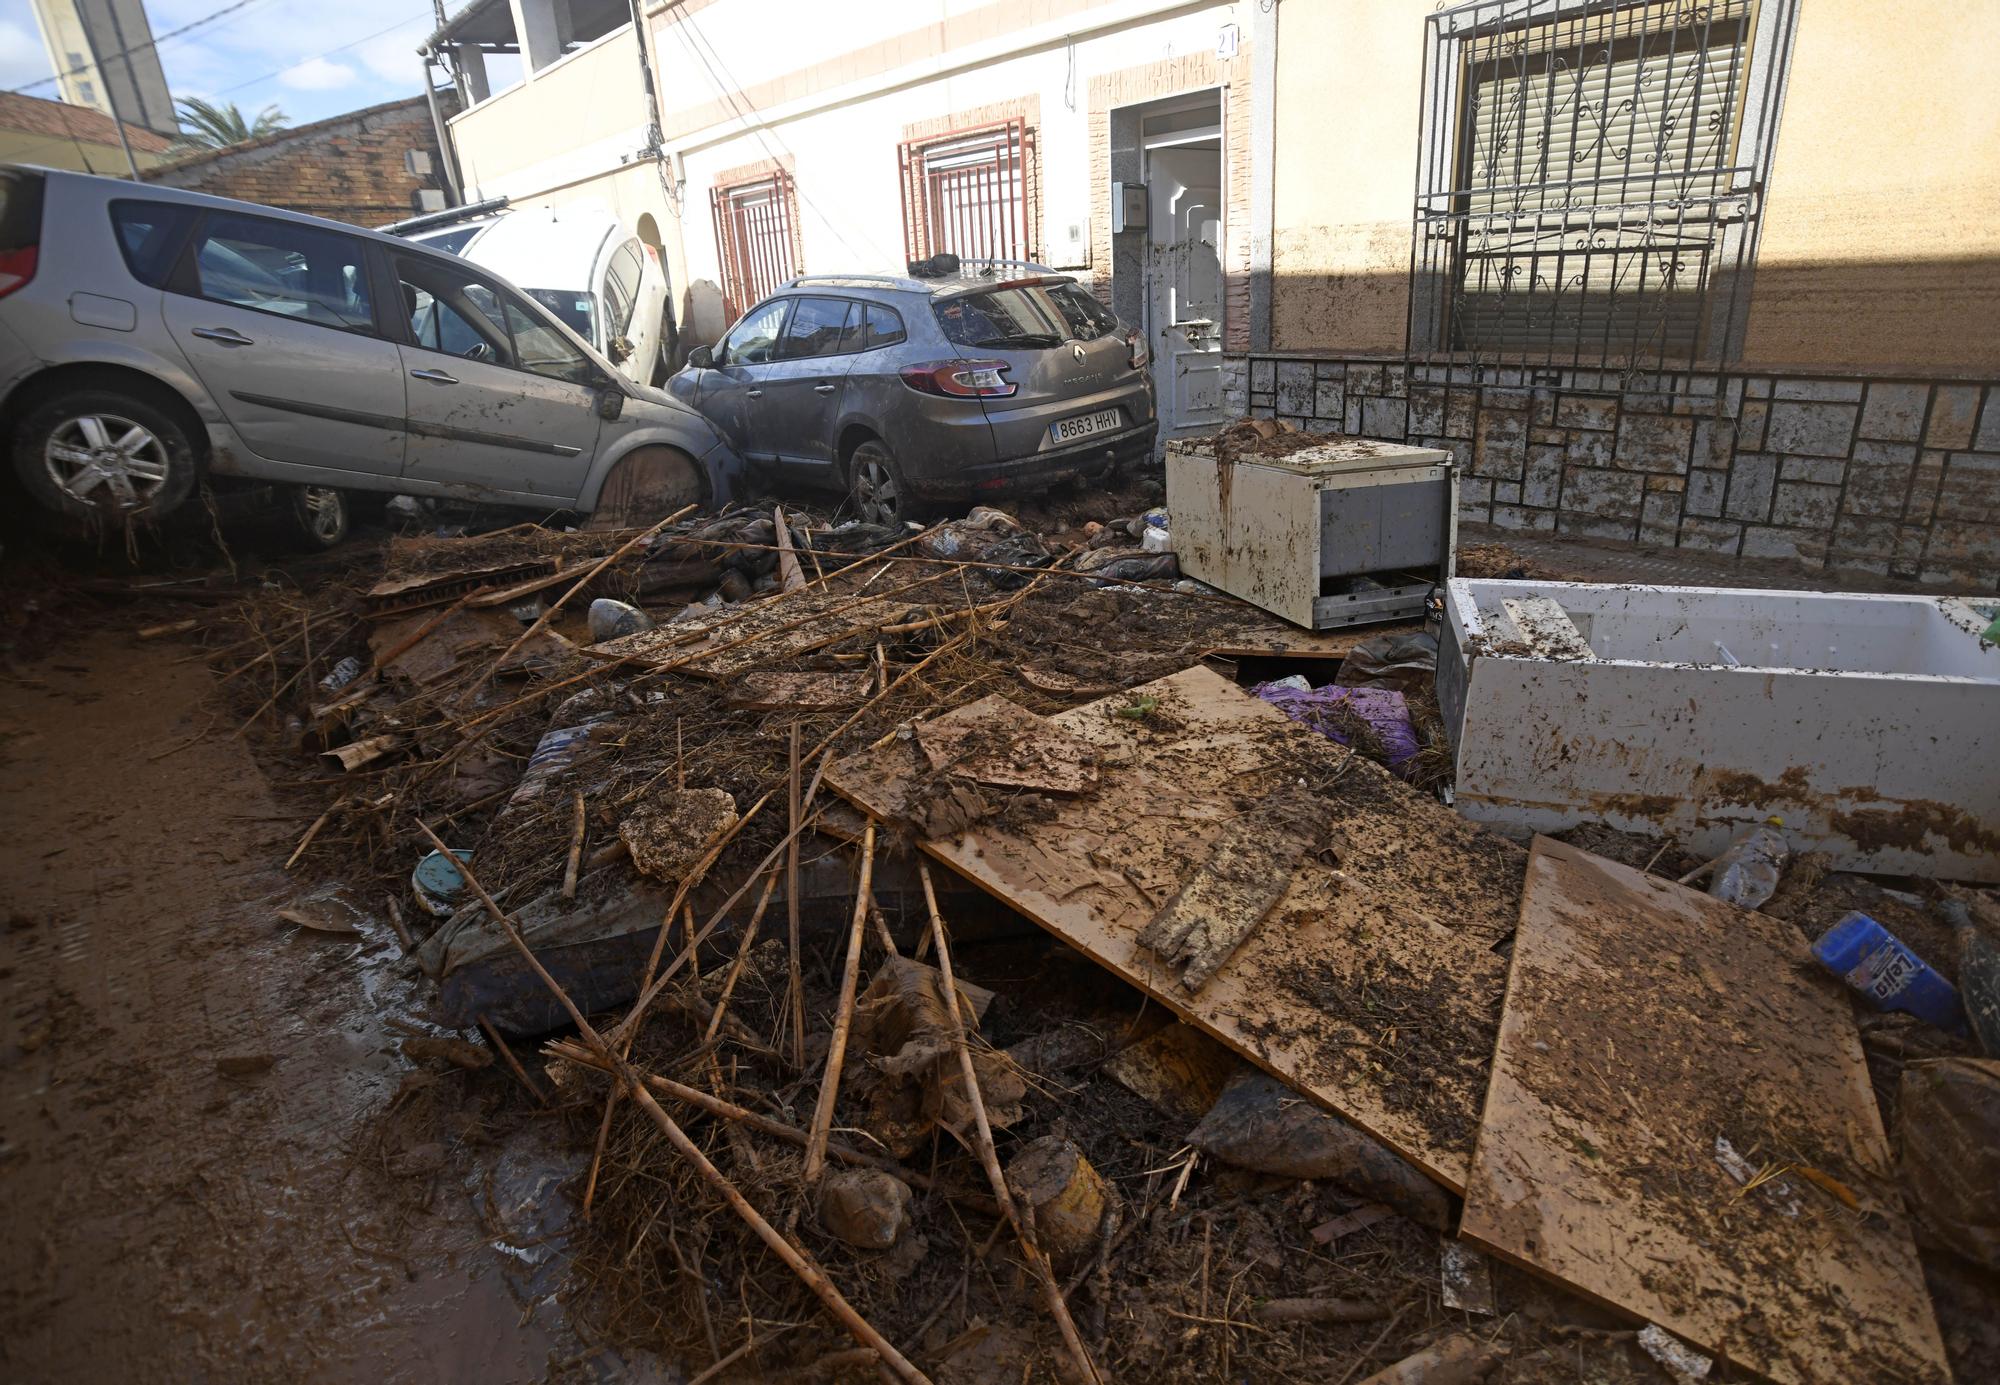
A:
596 387 625 421
687 344 713 369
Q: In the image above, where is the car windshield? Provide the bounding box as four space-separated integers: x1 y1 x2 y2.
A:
526 288 595 342
934 285 1075 349
417 224 485 254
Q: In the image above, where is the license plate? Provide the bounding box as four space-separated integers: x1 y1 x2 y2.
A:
1049 408 1121 445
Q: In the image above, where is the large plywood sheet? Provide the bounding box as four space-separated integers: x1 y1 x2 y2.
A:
1463 837 1949 1385
825 665 1526 1190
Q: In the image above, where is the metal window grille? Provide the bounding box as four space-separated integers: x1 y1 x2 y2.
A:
897 119 1038 264
710 172 802 321
1409 0 1798 377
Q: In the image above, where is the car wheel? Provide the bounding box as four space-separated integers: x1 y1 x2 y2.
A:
849 439 926 526
12 387 198 524
586 445 707 531
288 485 350 549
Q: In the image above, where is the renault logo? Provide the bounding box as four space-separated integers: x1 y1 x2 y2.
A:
1072 344 1086 361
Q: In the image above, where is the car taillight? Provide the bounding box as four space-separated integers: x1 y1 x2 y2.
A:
1125 328 1150 370
899 359 1017 398
0 245 36 300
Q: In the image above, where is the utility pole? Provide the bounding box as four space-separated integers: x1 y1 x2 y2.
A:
75 2 141 179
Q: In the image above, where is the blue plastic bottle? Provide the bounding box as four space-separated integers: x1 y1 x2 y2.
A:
1812 911 1966 1033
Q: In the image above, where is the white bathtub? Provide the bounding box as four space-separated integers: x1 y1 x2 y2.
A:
1439 581 2000 880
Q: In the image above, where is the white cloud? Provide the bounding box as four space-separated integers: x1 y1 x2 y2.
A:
0 18 55 91
279 56 356 92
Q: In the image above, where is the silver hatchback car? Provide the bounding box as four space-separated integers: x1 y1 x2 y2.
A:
0 166 739 541
670 262 1157 524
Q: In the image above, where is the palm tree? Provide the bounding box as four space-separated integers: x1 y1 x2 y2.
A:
171 98 288 152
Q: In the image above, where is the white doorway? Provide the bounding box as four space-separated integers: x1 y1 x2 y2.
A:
1143 103 1225 436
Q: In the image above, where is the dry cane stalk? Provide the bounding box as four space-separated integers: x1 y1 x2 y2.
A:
562 789 587 900
465 503 695 701
804 822 875 1184
705 865 781 1045
412 822 928 1385
919 860 1102 1385
787 722 806 1069
773 505 806 592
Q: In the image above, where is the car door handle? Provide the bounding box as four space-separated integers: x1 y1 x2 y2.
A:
813 383 838 394
191 326 254 347
746 388 764 399
410 369 458 384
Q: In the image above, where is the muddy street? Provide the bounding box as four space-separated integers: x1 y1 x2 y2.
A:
0 623 572 1384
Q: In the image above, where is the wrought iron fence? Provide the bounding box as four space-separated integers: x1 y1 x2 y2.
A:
1408 0 1798 379
897 119 1038 265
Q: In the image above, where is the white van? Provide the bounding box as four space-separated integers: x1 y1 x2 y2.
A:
411 207 673 386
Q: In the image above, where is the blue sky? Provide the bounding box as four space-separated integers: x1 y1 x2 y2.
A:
0 0 441 130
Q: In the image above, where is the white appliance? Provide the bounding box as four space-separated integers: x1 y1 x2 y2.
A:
1165 436 1457 629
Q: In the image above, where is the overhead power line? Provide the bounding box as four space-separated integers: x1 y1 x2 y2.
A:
7 0 273 96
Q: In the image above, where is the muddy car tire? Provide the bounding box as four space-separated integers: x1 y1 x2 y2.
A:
288 485 350 549
848 439 929 526
12 386 199 525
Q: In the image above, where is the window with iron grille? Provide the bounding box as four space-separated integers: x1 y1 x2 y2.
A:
710 172 802 322
897 119 1038 265
1410 0 1797 373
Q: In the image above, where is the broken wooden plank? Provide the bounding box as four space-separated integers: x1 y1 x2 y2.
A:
1102 1022 1239 1123
585 589 900 679
1192 616 1420 661
825 665 1522 1191
1460 837 1949 1385
916 694 1100 796
725 670 872 712
1138 783 1325 991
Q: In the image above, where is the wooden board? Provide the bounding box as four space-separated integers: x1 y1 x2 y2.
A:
725 670 872 712
917 694 1100 796
1139 783 1324 991
1192 615 1422 660
585 589 898 678
825 665 1525 1190
1462 837 1949 1385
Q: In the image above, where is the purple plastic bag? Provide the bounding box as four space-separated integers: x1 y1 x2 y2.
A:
1252 682 1419 776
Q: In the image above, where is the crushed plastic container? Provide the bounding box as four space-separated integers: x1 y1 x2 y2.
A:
1706 818 1789 909
1141 524 1172 554
1812 911 1965 1033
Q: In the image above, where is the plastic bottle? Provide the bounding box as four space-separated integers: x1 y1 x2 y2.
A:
1812 911 1966 1033
1706 817 1789 909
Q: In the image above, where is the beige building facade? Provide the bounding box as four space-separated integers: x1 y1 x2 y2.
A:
434 0 2000 587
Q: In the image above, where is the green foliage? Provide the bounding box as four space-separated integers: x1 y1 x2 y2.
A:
171 98 288 152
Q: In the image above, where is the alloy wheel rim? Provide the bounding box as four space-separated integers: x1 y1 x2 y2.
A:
857 457 896 525
300 486 344 542
44 413 170 511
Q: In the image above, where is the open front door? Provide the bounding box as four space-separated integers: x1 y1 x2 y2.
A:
1145 139 1225 436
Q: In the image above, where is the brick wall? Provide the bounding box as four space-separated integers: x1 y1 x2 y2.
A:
145 96 450 228
1232 356 2000 590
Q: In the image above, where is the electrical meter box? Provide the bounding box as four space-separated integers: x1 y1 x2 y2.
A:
1165 435 1457 629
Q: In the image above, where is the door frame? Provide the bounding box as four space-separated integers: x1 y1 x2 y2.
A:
1138 93 1226 437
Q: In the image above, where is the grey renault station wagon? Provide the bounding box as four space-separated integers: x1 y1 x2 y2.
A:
669 258 1157 525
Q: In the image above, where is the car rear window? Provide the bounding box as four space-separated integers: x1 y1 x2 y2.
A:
1045 281 1119 339
109 200 197 289
0 169 45 254
934 282 1111 348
